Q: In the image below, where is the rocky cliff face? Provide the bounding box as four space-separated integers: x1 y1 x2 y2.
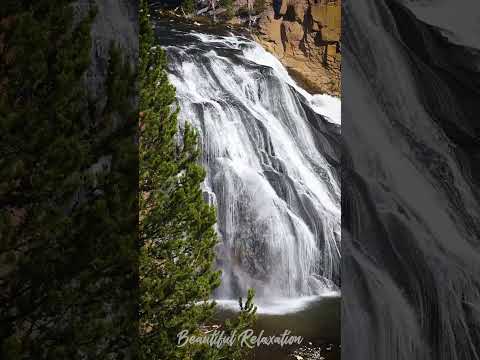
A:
254 0 341 96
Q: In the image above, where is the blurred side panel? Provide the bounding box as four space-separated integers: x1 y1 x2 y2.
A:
342 0 480 359
0 1 139 358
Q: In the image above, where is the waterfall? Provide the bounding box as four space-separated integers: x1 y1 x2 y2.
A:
159 26 341 299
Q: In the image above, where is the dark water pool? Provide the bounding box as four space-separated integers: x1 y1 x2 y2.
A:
214 296 340 360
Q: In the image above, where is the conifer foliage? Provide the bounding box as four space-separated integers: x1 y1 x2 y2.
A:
139 1 219 358
0 1 137 358
139 1 256 359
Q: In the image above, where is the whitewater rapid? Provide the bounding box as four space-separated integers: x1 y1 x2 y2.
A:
160 27 341 299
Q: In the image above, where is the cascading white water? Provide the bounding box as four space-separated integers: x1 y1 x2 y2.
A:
163 29 341 299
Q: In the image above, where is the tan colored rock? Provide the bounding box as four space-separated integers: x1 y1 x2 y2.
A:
293 2 307 22
311 1 341 42
258 8 278 34
281 21 305 58
252 0 341 96
327 43 338 56
279 0 289 16
281 21 304 43
258 8 284 53
276 0 308 22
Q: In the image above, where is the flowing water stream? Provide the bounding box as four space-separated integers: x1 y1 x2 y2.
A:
157 22 341 306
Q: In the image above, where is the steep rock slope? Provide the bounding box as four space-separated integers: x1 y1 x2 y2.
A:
254 0 341 96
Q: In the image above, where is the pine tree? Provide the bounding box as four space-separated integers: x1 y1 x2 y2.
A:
1 1 137 358
139 1 219 358
139 1 256 359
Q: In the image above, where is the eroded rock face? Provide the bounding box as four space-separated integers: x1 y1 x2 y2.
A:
255 0 341 96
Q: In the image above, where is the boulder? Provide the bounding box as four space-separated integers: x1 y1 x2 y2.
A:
281 21 305 44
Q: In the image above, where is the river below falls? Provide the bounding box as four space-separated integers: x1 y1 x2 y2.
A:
213 295 341 360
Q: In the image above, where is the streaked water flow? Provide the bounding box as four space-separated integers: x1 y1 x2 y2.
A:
161 28 341 299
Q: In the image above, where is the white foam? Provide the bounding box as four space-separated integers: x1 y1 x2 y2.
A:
190 31 342 125
242 41 341 125
215 293 340 315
